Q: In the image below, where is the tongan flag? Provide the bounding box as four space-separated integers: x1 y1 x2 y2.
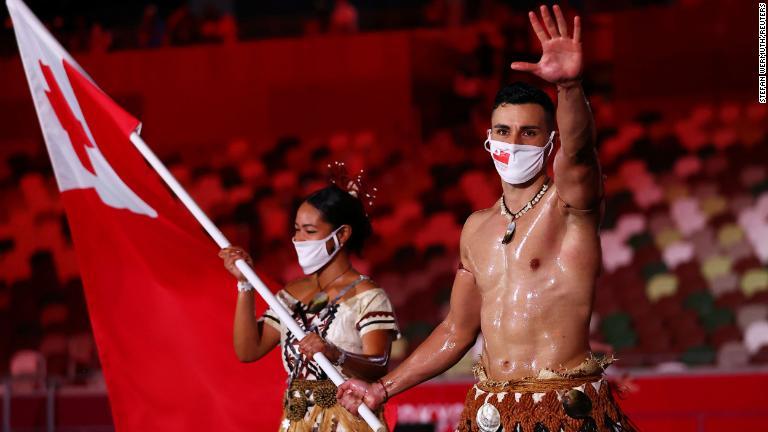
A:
7 0 285 430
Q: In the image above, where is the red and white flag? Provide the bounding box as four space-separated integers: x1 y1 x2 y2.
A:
7 0 285 429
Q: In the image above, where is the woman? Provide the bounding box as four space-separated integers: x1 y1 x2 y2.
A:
219 184 399 432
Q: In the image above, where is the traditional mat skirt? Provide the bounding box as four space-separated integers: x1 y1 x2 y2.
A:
456 357 636 432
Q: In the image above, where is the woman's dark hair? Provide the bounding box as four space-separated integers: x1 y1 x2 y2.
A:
305 185 372 255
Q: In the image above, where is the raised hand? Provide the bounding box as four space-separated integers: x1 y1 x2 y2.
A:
511 4 582 84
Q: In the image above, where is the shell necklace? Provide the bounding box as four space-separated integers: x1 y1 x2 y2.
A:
499 178 550 244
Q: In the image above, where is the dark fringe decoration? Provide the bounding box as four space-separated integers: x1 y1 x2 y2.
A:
281 379 388 432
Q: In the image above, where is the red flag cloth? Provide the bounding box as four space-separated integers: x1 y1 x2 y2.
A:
8 0 285 429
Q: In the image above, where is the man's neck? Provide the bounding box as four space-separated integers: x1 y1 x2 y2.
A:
501 173 549 212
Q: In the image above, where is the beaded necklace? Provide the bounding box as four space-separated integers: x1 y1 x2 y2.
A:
499 179 550 244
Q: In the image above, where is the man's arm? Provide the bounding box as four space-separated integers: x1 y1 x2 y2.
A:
337 221 482 411
553 81 601 210
382 268 480 394
511 5 601 209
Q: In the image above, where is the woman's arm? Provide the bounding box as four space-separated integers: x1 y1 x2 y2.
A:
233 290 280 362
298 329 394 381
220 246 281 362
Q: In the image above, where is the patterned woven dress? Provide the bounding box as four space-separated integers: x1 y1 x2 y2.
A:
261 275 399 432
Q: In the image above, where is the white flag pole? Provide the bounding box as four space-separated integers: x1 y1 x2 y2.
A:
129 132 384 432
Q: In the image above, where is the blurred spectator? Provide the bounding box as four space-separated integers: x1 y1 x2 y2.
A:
166 5 200 46
329 0 358 34
9 349 46 392
137 4 165 48
424 0 466 27
88 23 113 54
200 4 237 44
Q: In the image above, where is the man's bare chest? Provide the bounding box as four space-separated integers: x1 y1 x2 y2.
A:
468 209 564 287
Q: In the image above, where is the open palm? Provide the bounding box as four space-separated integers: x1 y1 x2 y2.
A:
511 5 583 84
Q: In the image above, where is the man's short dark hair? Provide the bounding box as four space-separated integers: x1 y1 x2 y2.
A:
493 82 555 124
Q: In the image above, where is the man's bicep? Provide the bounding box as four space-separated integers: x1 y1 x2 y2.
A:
445 268 481 336
449 213 482 334
553 146 603 211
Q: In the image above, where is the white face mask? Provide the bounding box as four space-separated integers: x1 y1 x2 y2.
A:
292 226 344 275
484 129 556 184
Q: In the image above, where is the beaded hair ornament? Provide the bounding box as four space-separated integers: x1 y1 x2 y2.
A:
327 161 377 215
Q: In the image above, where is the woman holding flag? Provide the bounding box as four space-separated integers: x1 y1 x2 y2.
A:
219 167 399 432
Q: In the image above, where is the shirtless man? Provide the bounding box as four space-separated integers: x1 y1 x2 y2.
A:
337 5 634 431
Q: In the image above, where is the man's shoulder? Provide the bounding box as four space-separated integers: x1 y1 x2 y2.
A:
463 204 498 232
460 204 500 248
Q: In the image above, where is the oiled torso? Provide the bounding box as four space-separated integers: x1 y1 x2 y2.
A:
463 186 600 380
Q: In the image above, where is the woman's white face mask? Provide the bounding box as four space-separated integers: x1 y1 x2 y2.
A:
292 226 344 275
484 129 556 185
